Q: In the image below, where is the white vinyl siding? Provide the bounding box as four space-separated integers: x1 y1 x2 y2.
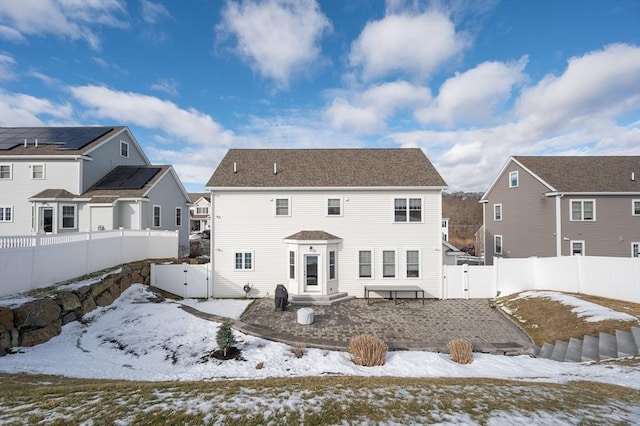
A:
509 171 518 188
570 200 595 221
234 251 254 271
494 235 503 255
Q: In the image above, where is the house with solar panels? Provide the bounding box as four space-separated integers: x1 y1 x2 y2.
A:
0 126 190 254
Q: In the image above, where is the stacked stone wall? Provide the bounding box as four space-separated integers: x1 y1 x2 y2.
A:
0 260 153 356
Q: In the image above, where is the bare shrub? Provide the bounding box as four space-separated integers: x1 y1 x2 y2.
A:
290 344 306 358
447 339 473 364
255 361 264 370
348 335 387 367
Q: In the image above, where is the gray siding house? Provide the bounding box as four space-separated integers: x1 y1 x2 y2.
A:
481 156 640 265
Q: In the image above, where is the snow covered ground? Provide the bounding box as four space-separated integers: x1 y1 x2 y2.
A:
0 284 638 389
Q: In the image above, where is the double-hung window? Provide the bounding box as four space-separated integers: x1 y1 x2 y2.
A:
571 241 585 256
509 171 518 188
196 206 208 215
394 198 422 222
0 164 12 179
358 250 372 278
289 251 295 279
153 205 161 227
494 235 503 254
235 251 254 271
327 198 341 216
61 205 76 229
31 164 45 179
329 251 336 280
175 207 182 226
633 200 640 216
494 204 502 221
275 197 290 216
120 141 129 157
0 206 12 222
632 243 639 258
571 200 595 221
406 250 420 278
382 250 396 278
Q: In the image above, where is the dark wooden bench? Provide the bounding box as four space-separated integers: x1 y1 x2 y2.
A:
364 285 425 305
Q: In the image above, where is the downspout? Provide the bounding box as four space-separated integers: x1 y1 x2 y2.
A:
555 194 563 256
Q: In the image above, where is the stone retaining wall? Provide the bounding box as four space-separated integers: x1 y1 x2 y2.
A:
0 261 152 356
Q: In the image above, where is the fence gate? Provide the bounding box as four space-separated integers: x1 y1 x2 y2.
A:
442 264 496 299
151 263 210 298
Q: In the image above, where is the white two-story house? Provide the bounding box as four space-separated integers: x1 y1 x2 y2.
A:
0 127 191 254
205 148 447 300
188 193 211 233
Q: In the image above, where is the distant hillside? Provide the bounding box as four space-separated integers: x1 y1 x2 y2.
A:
442 192 483 252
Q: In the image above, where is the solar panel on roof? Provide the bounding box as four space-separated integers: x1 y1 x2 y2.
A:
0 141 21 151
94 167 161 190
0 126 114 150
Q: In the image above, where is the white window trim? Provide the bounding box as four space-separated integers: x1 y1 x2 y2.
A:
326 197 343 217
405 249 421 279
632 200 640 216
381 249 397 279
120 140 129 158
509 171 519 188
393 197 423 223
196 206 209 215
175 207 182 227
153 205 161 228
570 199 596 221
570 240 585 256
328 250 337 280
0 206 13 222
60 204 77 229
494 203 502 221
494 235 503 255
289 250 296 279
31 163 45 180
0 163 12 180
631 242 639 258
234 250 255 271
358 249 374 279
274 196 291 217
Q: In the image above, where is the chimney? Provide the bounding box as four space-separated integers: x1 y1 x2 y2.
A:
273 162 277 175
233 162 237 173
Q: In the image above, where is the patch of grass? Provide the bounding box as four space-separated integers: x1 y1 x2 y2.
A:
499 292 640 346
0 374 638 424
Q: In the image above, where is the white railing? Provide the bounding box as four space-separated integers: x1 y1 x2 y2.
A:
443 256 640 303
0 229 179 297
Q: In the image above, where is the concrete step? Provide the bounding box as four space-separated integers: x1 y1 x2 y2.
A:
616 330 638 358
598 332 618 360
290 292 354 306
564 338 583 362
550 340 568 362
581 335 600 362
538 342 555 359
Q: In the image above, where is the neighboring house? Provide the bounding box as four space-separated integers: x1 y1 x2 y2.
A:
205 148 447 300
481 156 640 265
442 217 449 241
188 193 211 232
0 126 191 254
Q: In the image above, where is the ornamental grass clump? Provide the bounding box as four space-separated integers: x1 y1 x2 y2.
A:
447 339 473 364
216 322 237 358
348 335 387 367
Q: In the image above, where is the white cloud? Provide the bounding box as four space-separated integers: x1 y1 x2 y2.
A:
326 81 431 135
0 0 127 49
217 0 331 89
69 85 234 146
141 0 171 24
0 91 74 126
416 58 527 127
0 52 17 80
516 44 640 134
150 79 179 97
349 9 469 82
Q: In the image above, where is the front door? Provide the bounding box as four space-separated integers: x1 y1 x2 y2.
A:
40 207 53 233
304 254 319 292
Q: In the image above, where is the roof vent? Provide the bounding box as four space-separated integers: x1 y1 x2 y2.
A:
23 139 27 147
273 162 277 175
35 139 38 148
632 172 635 181
233 162 237 173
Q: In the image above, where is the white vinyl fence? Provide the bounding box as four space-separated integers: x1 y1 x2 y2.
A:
443 256 640 303
150 263 209 298
0 229 179 297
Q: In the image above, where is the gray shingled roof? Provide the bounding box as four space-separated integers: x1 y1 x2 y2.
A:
515 156 640 192
0 127 125 156
30 189 78 200
284 231 341 241
188 192 210 203
206 149 447 188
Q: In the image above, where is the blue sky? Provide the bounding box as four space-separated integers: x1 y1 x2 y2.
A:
1 0 639 193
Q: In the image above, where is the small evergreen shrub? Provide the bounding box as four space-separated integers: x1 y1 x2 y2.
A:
348 335 387 366
447 339 473 364
216 322 237 357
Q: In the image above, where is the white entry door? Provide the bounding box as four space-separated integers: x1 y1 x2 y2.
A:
304 254 320 292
